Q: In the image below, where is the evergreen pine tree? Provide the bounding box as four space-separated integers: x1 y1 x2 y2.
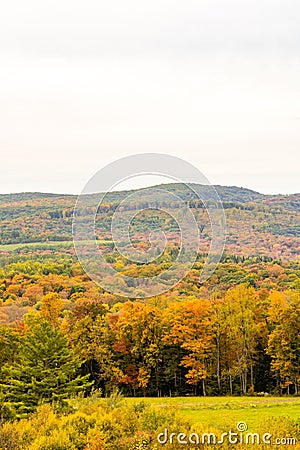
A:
0 319 92 417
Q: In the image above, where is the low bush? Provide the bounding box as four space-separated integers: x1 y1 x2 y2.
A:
0 399 299 449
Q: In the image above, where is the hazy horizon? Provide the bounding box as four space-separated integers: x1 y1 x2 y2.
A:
0 180 299 197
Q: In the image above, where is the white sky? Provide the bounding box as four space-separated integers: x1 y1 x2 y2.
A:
0 0 299 195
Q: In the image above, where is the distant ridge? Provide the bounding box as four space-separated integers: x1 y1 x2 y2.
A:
0 183 269 203
0 192 76 203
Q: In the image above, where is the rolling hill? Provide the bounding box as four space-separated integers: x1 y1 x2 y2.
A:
0 184 299 261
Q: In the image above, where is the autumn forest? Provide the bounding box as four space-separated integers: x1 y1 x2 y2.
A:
0 184 299 448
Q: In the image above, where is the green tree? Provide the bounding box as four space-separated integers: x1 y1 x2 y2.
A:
0 326 19 369
0 319 91 417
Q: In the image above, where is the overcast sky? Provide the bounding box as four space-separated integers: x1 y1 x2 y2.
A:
0 0 299 195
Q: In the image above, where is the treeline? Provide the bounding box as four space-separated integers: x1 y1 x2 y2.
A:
0 284 299 419
55 285 300 397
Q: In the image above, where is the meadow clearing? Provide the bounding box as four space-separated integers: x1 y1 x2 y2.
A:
126 396 300 430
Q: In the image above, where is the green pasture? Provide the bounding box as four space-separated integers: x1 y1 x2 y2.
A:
0 240 113 251
126 396 300 430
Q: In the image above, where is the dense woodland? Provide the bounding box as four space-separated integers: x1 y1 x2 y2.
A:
0 185 299 261
0 184 299 422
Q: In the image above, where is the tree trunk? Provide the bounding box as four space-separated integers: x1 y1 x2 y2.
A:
242 370 247 394
250 347 254 389
202 379 207 396
216 332 222 394
229 374 233 395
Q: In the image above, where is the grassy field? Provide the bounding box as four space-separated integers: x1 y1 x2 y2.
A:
0 241 74 251
2 396 298 449
0 240 113 251
126 396 300 431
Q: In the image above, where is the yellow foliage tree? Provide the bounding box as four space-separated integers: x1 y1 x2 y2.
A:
40 293 63 327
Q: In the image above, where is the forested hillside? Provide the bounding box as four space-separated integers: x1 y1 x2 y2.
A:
0 184 299 261
0 184 299 427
